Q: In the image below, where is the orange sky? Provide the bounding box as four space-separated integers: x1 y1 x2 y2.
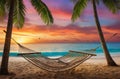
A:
0 23 120 44
0 0 120 44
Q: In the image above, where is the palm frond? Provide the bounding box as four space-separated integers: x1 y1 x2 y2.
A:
71 0 88 22
0 0 5 16
5 0 11 11
13 0 26 29
103 0 118 13
31 0 53 25
70 0 79 3
115 0 120 9
95 0 100 5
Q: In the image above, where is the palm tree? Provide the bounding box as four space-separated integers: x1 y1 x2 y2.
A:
0 0 53 75
116 0 120 9
71 0 119 66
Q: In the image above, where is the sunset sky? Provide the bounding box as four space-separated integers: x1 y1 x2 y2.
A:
0 0 120 44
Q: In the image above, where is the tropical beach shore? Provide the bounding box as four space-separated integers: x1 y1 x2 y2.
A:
0 56 120 79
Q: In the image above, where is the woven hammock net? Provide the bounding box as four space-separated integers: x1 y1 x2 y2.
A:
1 30 117 72
16 40 96 72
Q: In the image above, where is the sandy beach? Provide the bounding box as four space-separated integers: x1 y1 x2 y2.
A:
0 56 120 79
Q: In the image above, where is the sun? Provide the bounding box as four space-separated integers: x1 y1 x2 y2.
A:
14 37 31 44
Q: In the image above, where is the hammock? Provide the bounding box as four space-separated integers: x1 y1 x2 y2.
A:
12 38 96 72
3 30 117 72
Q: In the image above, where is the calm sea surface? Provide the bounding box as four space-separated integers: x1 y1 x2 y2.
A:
0 42 120 57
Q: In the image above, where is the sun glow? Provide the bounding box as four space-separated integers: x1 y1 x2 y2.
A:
14 37 31 44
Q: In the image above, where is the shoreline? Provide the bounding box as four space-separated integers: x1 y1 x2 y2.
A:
0 55 120 65
0 53 120 60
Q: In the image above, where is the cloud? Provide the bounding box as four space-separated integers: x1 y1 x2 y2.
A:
0 21 120 43
0 0 120 43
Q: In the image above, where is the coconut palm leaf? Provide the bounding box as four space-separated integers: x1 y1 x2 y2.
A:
71 0 88 22
0 0 5 16
13 0 25 28
70 0 79 3
95 0 100 5
103 0 118 13
115 0 120 9
31 0 53 25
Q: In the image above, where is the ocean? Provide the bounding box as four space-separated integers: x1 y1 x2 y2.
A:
0 42 120 57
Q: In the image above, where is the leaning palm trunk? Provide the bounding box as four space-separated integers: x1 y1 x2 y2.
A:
92 0 117 66
0 0 14 75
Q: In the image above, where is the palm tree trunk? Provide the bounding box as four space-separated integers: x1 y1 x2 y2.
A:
92 0 117 66
0 0 14 75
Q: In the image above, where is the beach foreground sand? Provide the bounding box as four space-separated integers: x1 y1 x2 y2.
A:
0 56 120 79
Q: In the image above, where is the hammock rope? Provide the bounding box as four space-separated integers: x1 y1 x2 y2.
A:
12 38 96 72
11 33 117 72
2 30 118 72
18 51 94 72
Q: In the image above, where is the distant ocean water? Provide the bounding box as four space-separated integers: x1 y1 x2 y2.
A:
0 42 120 57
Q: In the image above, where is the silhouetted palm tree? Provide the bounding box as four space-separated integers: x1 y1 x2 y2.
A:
71 0 119 66
0 0 53 75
